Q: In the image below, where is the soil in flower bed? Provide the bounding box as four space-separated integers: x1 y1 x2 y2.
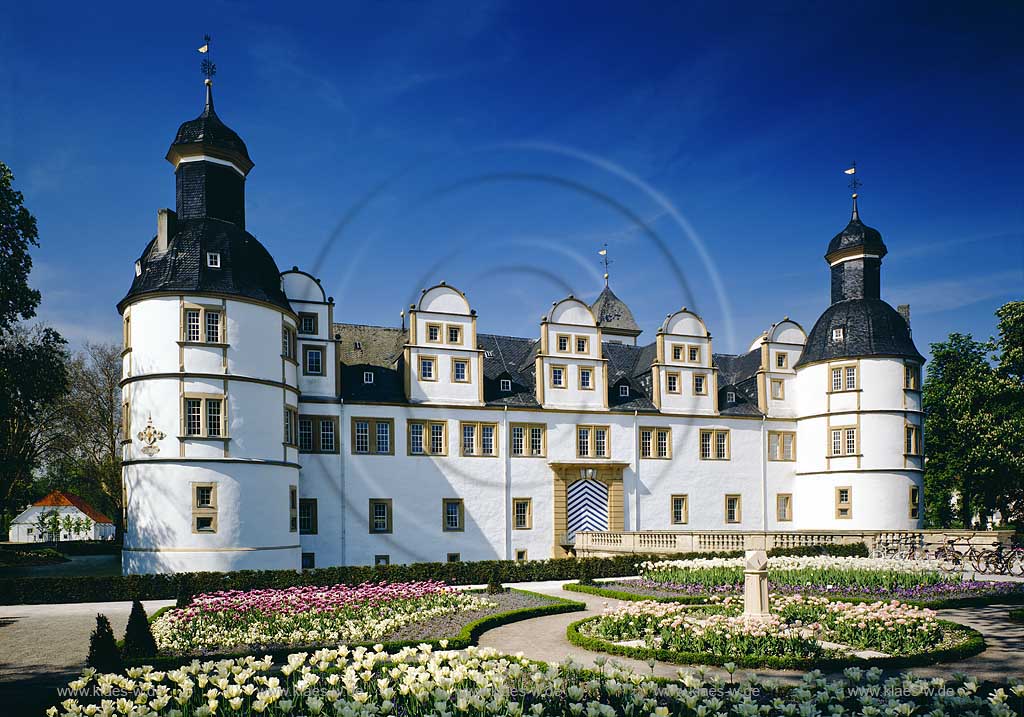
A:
380 589 555 642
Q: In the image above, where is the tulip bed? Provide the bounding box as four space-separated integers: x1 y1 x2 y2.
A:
152 581 496 655
48 644 1023 717
573 594 981 669
571 556 1024 607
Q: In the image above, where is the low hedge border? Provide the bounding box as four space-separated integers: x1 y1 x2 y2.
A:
122 589 586 669
563 581 1024 609
566 615 985 671
1010 608 1024 624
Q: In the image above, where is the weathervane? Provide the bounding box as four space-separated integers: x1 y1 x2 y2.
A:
844 161 862 195
199 34 216 83
598 243 613 287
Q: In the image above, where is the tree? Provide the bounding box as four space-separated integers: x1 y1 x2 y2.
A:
0 161 41 332
86 614 122 673
121 600 158 659
61 513 75 541
923 302 1024 528
33 509 55 542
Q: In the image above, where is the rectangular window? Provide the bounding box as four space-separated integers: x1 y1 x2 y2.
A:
289 486 298 532
619 384 629 397
832 327 844 341
298 312 318 335
185 399 203 436
846 427 857 455
298 418 314 451
185 309 201 342
556 334 570 353
206 251 221 268
442 498 464 531
511 423 546 457
374 554 390 566
419 356 436 381
829 427 857 456
693 374 707 395
671 494 689 525
121 400 131 436
666 372 680 393
835 487 852 519
530 425 544 456
777 493 793 522
351 418 394 455
283 408 297 446
575 336 589 354
515 549 528 561
909 486 921 519
195 485 214 508
700 429 730 460
452 359 469 383
776 352 788 369
447 325 462 345
640 429 652 458
301 552 315 570
205 399 222 437
363 371 374 384
319 419 336 452
671 345 683 361
905 364 920 390
195 516 215 533
299 498 318 534
576 425 609 458
426 323 442 343
511 425 523 456
550 365 566 388
579 367 593 390
409 422 424 455
281 326 296 359
303 346 324 375
369 499 392 533
771 378 784 400
430 422 446 455
500 378 512 392
447 552 461 563
123 315 131 350
831 367 843 392
845 366 857 390
768 431 796 461
513 498 532 529
905 424 920 455
460 422 497 457
640 427 671 459
688 345 700 363
205 311 222 343
725 494 742 524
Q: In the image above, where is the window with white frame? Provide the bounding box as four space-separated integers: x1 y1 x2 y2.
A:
700 429 730 460
512 498 532 529
905 424 921 455
550 365 566 388
576 425 609 458
184 397 223 438
500 378 512 392
426 323 441 343
452 359 469 383
352 418 393 455
579 367 593 390
363 371 374 384
205 310 221 343
442 498 464 531
829 427 857 456
768 431 796 461
771 378 784 400
671 494 688 524
408 420 447 456
693 374 707 395
725 494 742 523
303 346 324 375
640 427 671 459
688 345 700 363
369 499 392 533
419 356 436 380
619 384 629 397
206 252 221 268
460 422 497 456
666 372 680 393
298 313 318 335
777 493 793 521
832 327 844 342
298 418 313 451
511 423 545 456
835 487 852 519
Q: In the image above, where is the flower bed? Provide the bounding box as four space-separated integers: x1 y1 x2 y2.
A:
571 556 1024 607
153 580 494 654
573 594 983 668
48 644 1018 717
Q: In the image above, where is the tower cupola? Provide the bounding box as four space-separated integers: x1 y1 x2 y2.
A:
165 80 253 228
825 194 887 304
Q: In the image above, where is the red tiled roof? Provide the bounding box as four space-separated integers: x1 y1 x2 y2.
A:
33 490 113 524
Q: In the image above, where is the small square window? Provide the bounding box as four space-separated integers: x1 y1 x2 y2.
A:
427 324 441 343
453 359 469 382
619 384 629 397
374 554 390 566
726 391 736 403
832 327 844 342
447 325 462 344
206 252 221 268
195 486 213 508
447 552 461 563
195 516 215 532
776 352 787 369
299 313 318 335
500 378 512 392
363 371 374 384
420 357 436 380
575 336 588 353
688 346 700 363
301 552 316 569
515 549 528 561
443 498 464 531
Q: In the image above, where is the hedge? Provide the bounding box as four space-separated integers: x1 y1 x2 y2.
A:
121 589 585 669
0 553 683 605
0 541 122 556
1010 608 1024 624
566 616 985 670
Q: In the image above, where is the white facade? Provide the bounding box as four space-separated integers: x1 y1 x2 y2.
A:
9 496 116 542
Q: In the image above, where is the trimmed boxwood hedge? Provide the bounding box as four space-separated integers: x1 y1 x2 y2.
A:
563 580 1024 609
1010 608 1024 624
0 553 683 605
566 615 985 670
121 589 585 669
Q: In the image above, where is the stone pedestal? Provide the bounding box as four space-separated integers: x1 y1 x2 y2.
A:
743 549 770 618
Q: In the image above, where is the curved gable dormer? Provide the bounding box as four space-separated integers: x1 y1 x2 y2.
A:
418 282 472 315
761 317 807 418
537 295 606 410
406 281 482 406
653 307 715 415
281 267 327 304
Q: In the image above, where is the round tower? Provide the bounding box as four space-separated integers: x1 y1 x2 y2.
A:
119 79 301 574
792 195 925 530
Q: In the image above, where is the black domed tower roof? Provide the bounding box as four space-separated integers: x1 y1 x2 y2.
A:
796 196 922 368
119 81 289 313
592 285 641 338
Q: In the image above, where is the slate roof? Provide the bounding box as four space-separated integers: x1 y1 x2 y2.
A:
591 285 642 335
826 198 887 259
333 324 767 415
119 218 290 312
795 298 923 368
29 490 113 524
167 83 253 172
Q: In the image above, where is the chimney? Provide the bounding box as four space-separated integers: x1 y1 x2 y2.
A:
156 208 177 253
897 304 911 332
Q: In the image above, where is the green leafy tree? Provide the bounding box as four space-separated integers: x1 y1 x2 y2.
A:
923 302 1024 527
80 516 93 538
33 509 54 542
61 513 75 541
45 510 61 543
0 161 41 332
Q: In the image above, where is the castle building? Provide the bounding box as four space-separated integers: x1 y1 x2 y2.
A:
119 81 925 574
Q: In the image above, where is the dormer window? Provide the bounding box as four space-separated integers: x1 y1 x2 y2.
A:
726 391 736 403
484 350 494 358
832 327 845 342
363 371 374 384
500 379 512 392
206 252 221 268
619 384 629 398
354 341 363 350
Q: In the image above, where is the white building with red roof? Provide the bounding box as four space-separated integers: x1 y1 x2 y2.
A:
8 491 116 542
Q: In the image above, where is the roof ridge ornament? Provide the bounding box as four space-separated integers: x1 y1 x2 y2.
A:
844 161 862 221
598 243 612 286
199 35 216 114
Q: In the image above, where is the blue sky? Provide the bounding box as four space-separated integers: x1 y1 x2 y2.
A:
2 1 1021 357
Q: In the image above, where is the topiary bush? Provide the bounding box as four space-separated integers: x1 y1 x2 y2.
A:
121 599 158 659
87 614 123 673
486 567 505 595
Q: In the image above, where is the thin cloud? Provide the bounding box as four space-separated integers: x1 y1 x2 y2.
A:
888 271 1023 315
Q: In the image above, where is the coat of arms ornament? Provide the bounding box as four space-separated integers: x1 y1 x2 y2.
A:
137 415 166 456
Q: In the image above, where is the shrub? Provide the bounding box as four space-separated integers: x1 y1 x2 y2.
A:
121 600 158 659
767 542 869 558
486 567 504 594
87 614 123 673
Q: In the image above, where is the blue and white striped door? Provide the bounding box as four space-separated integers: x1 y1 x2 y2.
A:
566 479 608 539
